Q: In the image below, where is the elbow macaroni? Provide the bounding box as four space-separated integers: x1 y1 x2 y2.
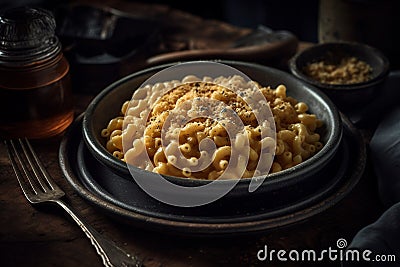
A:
101 75 324 180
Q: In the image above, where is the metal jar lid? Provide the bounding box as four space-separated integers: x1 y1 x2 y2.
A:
0 6 61 66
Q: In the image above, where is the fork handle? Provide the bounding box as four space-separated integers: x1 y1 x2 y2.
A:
53 199 142 267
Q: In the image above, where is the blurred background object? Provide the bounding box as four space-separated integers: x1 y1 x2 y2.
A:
136 0 319 43
1 0 301 93
0 0 67 11
51 2 298 93
1 0 398 93
54 3 161 94
319 0 400 69
223 0 319 42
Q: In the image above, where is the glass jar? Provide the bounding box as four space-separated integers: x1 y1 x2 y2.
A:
0 7 74 139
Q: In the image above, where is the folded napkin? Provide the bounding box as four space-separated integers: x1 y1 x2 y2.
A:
343 202 400 266
370 106 400 208
343 100 400 266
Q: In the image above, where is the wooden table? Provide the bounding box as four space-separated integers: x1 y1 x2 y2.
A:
0 106 384 267
0 1 385 267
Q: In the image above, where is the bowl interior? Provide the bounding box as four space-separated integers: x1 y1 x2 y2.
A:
83 60 342 188
290 42 390 90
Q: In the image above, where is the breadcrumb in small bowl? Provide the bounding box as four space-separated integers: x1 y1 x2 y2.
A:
289 42 389 111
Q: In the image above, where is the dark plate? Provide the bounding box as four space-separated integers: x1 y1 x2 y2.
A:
59 113 366 236
82 60 343 204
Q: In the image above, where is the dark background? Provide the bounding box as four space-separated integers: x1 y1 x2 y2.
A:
139 0 319 42
0 0 319 42
1 0 399 68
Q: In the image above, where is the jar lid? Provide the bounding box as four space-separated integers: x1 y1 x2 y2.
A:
0 7 61 66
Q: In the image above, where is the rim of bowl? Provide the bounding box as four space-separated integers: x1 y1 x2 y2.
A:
289 41 390 91
82 60 342 187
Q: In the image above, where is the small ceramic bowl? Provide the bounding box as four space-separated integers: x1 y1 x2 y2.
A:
82 60 342 203
289 42 390 111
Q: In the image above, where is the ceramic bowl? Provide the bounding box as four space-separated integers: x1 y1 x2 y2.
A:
289 42 390 111
82 60 342 203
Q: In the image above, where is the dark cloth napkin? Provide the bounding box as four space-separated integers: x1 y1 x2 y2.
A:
343 72 400 266
370 106 400 208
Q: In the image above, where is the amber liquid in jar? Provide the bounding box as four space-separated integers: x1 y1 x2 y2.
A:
0 54 74 139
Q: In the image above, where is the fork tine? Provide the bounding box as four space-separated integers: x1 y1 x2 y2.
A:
5 141 141 266
21 138 62 191
18 138 49 192
5 139 42 196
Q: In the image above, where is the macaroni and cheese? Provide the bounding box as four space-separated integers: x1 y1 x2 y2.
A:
101 75 324 180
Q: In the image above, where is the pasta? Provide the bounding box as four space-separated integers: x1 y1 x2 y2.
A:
101 75 324 180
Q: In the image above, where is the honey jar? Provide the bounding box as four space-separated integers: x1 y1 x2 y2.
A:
0 7 74 139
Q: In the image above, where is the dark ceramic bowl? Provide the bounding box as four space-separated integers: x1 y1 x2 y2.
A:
82 60 342 203
289 42 390 111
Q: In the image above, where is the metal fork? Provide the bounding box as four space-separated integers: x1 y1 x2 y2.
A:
5 138 142 267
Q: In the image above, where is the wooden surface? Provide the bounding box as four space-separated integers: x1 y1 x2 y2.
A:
0 1 386 267
0 108 385 267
